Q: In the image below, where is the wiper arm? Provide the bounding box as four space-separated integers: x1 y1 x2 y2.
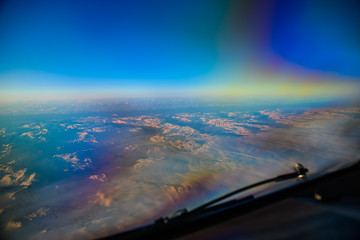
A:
189 163 308 213
156 163 308 224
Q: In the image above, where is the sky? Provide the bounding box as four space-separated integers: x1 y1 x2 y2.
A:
0 0 359 101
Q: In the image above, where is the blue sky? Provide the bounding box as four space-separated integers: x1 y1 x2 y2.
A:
0 0 359 101
0 1 226 81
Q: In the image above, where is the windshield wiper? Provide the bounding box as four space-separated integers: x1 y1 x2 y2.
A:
161 163 308 222
190 163 308 213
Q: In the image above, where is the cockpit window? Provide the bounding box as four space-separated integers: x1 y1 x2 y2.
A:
0 1 359 239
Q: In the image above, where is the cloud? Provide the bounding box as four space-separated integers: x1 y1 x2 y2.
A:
205 118 252 136
0 165 13 173
90 127 105 133
149 133 202 152
162 124 197 137
24 207 50 221
124 145 139 151
142 117 162 128
149 135 165 143
53 153 93 170
54 152 79 163
112 119 128 124
19 123 49 141
94 192 112 207
0 169 25 185
0 175 13 185
259 110 284 120
172 116 192 122
20 123 45 129
6 221 22 229
133 158 154 169
129 128 141 132
0 168 36 189
20 131 47 141
20 132 35 139
0 165 36 200
115 115 210 153
89 173 107 182
74 131 97 143
21 173 36 186
77 132 87 141
0 144 12 159
61 124 84 130
168 139 200 152
35 129 48 135
113 115 163 129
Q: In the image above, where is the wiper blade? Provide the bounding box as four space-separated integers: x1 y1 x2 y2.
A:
157 163 308 223
184 163 308 214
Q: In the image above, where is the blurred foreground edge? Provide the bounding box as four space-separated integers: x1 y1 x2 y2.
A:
99 160 360 240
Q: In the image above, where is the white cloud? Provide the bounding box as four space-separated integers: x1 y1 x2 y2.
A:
168 139 200 152
19 124 48 141
149 135 165 143
133 158 154 169
205 118 252 136
89 173 107 182
259 110 284 120
53 153 93 170
35 129 48 135
54 153 79 163
90 127 105 133
24 207 50 221
0 166 36 199
0 168 36 188
113 115 163 128
0 144 12 159
129 128 141 132
21 173 36 186
74 131 97 143
112 119 128 124
172 116 192 122
20 132 35 139
124 145 139 151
